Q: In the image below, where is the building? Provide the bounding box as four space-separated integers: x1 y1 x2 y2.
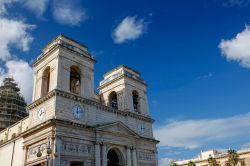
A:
0 35 159 166
0 77 28 131
175 149 250 166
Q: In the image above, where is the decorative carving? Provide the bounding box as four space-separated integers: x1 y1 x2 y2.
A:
61 142 93 156
137 151 155 162
27 143 48 160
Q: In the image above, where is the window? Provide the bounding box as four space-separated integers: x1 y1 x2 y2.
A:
240 160 246 166
70 66 81 94
41 67 50 97
132 90 140 113
109 91 118 109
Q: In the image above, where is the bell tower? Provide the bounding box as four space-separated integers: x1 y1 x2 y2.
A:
99 65 149 116
32 35 96 102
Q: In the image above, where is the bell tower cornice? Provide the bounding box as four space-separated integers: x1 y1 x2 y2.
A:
33 35 96 68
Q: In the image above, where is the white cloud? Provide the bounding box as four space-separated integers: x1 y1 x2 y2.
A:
0 5 35 103
222 0 250 7
0 0 49 17
159 157 174 166
241 142 250 149
0 18 34 61
0 0 18 15
219 26 250 68
0 60 33 103
53 0 87 26
23 0 49 17
113 16 147 44
154 113 250 149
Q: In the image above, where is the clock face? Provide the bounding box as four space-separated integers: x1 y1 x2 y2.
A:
72 105 83 119
138 124 145 134
37 108 45 120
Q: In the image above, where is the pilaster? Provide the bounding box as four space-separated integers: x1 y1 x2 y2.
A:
126 146 132 166
102 143 107 166
132 147 137 166
95 142 101 166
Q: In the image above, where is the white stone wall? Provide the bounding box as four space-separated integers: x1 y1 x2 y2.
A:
0 138 25 166
29 97 56 127
57 48 95 99
55 96 154 138
99 67 149 116
33 49 59 101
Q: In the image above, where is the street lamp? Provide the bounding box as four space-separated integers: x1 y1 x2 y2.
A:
36 138 58 166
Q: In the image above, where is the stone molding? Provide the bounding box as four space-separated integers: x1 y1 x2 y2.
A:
27 89 154 123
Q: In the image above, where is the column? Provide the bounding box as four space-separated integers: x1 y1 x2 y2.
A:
132 147 137 166
126 146 132 166
95 143 101 166
102 144 107 166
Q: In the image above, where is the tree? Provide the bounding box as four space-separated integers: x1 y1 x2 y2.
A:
207 156 217 166
170 162 179 166
187 160 196 166
227 149 239 166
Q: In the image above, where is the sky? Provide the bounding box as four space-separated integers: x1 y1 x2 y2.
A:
0 0 250 165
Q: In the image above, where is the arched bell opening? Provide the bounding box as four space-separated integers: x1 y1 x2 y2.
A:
70 65 81 95
109 91 118 109
41 66 51 97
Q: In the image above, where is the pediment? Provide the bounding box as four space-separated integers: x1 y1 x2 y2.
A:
95 122 139 138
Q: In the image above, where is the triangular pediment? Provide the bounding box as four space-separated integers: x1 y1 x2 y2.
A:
95 122 140 138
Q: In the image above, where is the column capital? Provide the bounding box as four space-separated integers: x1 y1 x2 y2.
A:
100 141 108 146
125 145 132 149
95 141 101 145
131 146 136 150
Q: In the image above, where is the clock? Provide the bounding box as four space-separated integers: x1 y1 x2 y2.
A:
72 105 83 119
37 108 45 120
138 124 145 134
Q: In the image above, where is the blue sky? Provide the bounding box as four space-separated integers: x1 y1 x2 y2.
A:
1 0 250 165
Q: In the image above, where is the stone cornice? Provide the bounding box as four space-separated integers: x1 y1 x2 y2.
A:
0 117 159 147
33 44 96 67
28 89 154 123
98 73 147 90
26 90 57 110
55 89 154 123
55 118 159 143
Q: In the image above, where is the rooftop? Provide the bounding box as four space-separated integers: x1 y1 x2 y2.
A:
99 65 145 87
35 34 94 64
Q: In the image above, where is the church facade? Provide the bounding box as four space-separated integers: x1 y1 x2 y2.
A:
0 35 159 166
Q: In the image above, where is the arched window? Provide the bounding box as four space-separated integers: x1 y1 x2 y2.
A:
70 66 81 94
109 91 118 109
41 67 50 97
132 90 140 113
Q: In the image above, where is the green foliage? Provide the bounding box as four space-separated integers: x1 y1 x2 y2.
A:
207 156 217 166
170 162 179 166
187 160 196 166
227 149 239 166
